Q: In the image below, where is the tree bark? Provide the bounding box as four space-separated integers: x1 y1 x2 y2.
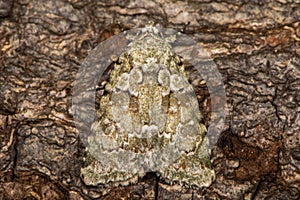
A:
0 0 299 199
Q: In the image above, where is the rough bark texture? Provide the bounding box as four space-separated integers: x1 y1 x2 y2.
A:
0 0 299 199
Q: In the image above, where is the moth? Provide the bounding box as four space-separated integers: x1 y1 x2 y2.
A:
81 25 215 188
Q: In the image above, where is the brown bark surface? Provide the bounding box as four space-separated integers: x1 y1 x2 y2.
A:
0 0 299 199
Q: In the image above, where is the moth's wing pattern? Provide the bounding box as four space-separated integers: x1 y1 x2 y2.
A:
81 25 215 188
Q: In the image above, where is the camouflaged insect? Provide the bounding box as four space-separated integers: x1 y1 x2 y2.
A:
81 26 215 188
